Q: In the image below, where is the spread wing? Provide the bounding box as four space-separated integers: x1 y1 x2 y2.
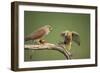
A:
72 32 80 46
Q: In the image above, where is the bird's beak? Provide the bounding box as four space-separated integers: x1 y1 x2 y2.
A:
50 27 53 31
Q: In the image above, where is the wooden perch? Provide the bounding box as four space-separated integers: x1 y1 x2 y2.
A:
24 43 71 59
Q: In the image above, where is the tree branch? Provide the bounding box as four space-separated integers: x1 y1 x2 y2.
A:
24 43 71 59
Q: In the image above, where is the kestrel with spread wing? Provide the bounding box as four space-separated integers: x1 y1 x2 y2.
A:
61 31 80 51
25 25 52 44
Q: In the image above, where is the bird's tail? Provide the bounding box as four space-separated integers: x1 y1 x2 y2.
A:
24 36 31 41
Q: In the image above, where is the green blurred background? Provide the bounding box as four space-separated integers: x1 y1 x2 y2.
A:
24 11 90 61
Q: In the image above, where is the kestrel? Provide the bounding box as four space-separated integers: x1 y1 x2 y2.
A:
61 31 80 50
25 25 52 44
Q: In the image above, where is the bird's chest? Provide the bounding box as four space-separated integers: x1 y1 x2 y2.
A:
66 42 72 50
45 29 50 35
64 36 72 44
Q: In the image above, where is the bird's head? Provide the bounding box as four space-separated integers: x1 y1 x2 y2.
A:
45 25 53 31
61 31 72 43
61 31 70 37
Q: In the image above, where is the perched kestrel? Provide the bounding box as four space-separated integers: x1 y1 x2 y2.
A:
61 31 80 50
25 25 52 44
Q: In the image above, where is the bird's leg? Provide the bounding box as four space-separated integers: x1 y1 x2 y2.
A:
34 39 47 45
39 39 47 44
34 39 46 45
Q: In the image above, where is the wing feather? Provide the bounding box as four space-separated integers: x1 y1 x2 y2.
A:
25 28 46 41
72 32 80 46
30 29 46 39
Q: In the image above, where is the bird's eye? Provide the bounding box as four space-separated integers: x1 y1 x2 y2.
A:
50 27 52 31
49 26 52 31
